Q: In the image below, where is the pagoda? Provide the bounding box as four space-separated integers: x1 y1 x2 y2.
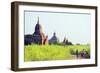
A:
33 17 48 45
49 32 59 44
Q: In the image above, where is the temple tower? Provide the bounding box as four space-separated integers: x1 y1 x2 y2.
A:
33 17 48 45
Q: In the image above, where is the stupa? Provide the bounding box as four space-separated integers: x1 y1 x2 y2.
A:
49 32 59 44
62 37 73 45
33 17 48 45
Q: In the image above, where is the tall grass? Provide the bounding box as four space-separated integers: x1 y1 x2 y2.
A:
24 44 90 61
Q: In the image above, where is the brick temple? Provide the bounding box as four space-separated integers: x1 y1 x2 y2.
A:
33 17 48 45
24 17 48 45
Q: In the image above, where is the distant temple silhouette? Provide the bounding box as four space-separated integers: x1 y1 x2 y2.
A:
24 17 72 45
49 32 59 44
62 37 73 45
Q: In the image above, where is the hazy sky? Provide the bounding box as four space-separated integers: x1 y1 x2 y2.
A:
24 10 91 44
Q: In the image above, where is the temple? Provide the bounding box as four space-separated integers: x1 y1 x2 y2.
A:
49 32 59 44
62 37 73 45
33 17 48 45
24 17 48 45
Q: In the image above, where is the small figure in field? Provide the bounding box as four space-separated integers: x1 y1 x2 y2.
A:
76 49 79 58
80 49 86 58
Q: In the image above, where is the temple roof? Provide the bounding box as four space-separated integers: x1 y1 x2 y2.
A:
49 32 59 43
34 17 42 33
63 37 68 43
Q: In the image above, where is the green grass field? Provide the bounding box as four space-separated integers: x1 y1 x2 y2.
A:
24 44 90 62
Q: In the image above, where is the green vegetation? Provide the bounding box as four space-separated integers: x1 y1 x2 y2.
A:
24 44 90 62
69 45 90 54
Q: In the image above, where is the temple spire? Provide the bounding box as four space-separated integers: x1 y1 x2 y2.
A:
37 16 39 24
53 32 56 36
